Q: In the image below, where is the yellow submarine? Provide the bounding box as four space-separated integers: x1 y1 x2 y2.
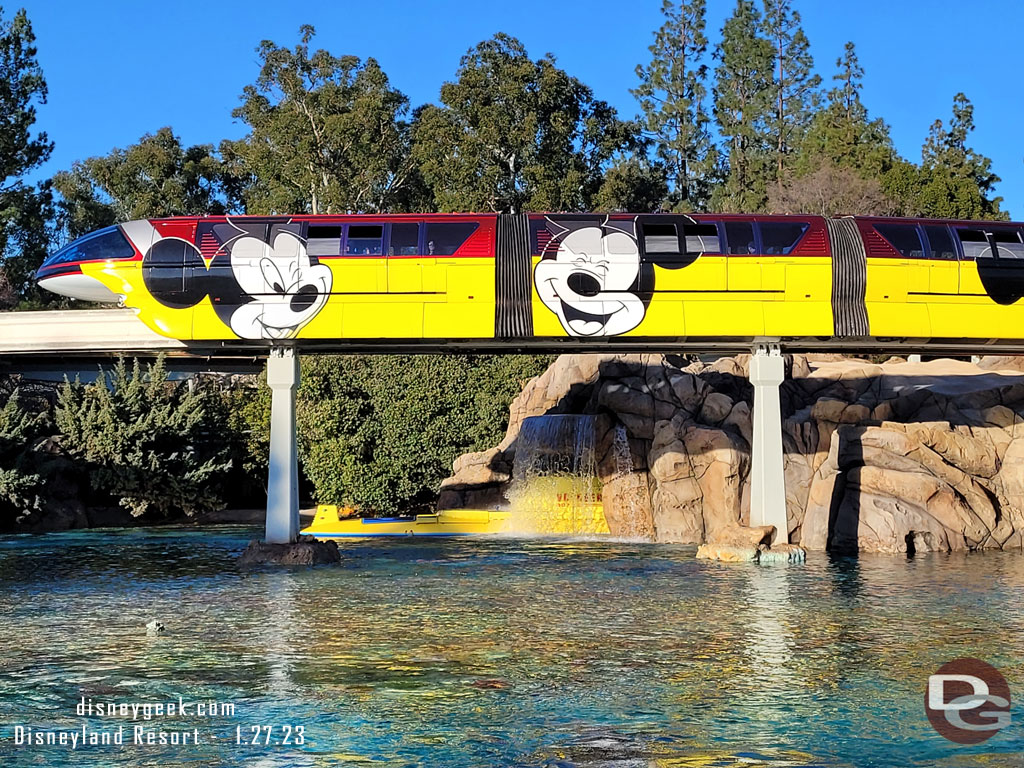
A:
303 481 609 539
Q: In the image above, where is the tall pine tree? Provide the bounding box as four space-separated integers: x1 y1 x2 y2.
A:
633 0 717 210
0 8 54 304
761 0 820 178
796 42 893 177
915 93 1004 219
712 0 775 212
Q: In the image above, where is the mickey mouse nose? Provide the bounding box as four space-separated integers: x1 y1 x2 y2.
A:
567 272 601 297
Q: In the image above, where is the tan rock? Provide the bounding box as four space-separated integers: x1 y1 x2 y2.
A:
706 524 774 548
696 543 759 562
699 392 734 425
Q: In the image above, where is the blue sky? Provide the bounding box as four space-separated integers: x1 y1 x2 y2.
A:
20 0 1024 218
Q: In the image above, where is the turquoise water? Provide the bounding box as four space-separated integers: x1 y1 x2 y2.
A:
0 528 1022 767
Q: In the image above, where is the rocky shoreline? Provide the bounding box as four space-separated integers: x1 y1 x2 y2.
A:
441 353 1024 554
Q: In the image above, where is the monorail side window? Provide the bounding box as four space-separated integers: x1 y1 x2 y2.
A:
425 222 479 256
957 228 1024 260
389 223 419 256
758 222 808 254
643 223 678 254
991 229 1024 259
958 229 987 259
346 224 383 256
874 223 924 259
684 223 720 254
639 220 720 258
308 225 342 256
923 225 956 260
725 221 755 254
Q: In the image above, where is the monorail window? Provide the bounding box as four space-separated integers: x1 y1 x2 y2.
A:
640 220 720 258
725 221 755 254
389 223 419 256
425 222 478 256
874 223 924 259
958 228 1024 260
923 225 956 260
996 230 1024 259
643 223 678 254
758 221 808 254
346 224 383 256
270 222 302 241
142 237 191 294
308 225 342 256
684 223 720 253
43 225 135 267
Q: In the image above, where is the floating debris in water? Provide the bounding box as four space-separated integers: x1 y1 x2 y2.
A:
145 620 165 635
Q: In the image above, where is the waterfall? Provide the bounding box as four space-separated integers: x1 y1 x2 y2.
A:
507 414 608 536
606 424 653 540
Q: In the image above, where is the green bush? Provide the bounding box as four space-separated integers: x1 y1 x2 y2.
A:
55 357 233 517
0 388 48 516
293 354 551 514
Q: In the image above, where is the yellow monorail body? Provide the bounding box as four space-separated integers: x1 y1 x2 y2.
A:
35 212 1024 352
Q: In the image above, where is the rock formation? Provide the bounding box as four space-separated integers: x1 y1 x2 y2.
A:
440 354 1024 554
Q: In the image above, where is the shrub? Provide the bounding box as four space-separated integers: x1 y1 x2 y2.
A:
54 357 233 517
295 354 551 514
0 388 48 516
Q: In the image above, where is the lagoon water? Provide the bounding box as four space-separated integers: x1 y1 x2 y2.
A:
0 527 1022 767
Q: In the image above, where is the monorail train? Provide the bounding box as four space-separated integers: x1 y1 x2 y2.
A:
34 212 1024 351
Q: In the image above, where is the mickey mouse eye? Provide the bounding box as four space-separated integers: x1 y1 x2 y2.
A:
260 257 286 295
290 284 318 312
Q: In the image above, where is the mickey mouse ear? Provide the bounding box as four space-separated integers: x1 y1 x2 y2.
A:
142 238 209 309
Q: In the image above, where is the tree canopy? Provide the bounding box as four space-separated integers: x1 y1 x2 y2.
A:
52 127 225 240
633 0 717 210
224 25 417 215
413 33 637 214
711 0 775 212
0 7 52 301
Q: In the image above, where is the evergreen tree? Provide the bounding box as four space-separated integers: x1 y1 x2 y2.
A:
761 0 820 177
0 7 53 301
915 92 1004 219
412 34 634 214
55 358 233 518
0 389 47 518
796 42 893 178
633 0 717 210
712 0 775 212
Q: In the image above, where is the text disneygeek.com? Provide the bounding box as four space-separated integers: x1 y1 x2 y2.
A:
7 697 306 750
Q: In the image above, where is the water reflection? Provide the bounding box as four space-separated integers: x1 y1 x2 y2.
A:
0 528 1021 767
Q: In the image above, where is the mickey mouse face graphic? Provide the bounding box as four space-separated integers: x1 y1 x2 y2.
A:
534 221 647 337
224 229 332 340
140 218 333 341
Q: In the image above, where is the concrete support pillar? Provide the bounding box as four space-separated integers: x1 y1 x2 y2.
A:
265 347 300 544
750 345 788 544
